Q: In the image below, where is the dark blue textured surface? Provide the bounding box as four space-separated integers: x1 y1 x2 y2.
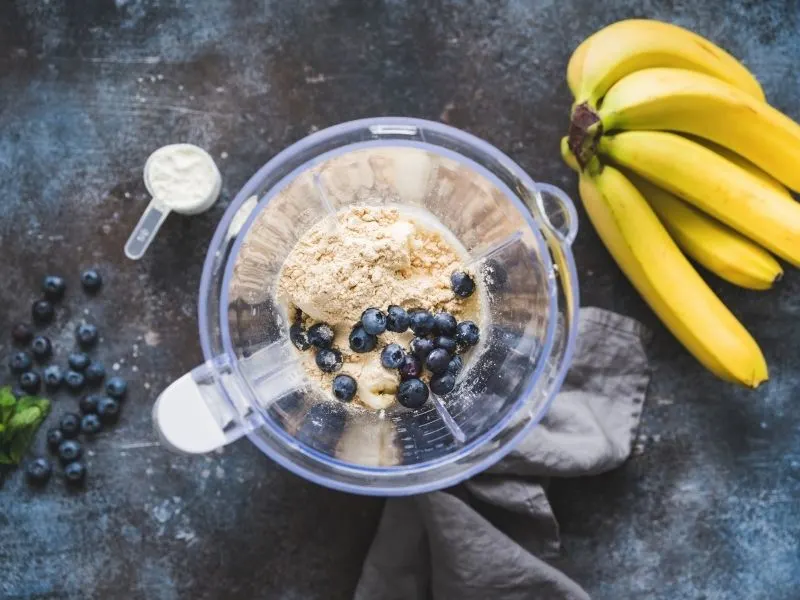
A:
1 1 799 599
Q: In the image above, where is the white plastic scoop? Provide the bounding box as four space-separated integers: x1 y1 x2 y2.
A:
125 143 222 260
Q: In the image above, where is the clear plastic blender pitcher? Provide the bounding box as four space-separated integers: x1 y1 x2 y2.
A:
153 118 580 496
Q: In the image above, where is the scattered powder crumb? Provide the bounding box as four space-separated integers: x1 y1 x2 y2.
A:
215 86 224 92
215 465 225 479
102 224 112 235
220 151 228 159
139 96 146 103
113 363 121 371
201 469 210 479
84 308 90 315
152 500 172 524
144 382 151 390
145 467 154 476
132 365 139 373
175 528 197 545
125 192 131 199
149 75 156 83
157 74 164 80
178 84 184 91
144 331 161 347
137 77 143 83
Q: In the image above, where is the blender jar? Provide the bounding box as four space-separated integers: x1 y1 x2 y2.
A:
153 118 579 496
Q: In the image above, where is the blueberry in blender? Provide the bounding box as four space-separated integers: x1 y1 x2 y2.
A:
26 457 53 485
42 275 66 302
410 337 434 360
19 371 41 394
380 343 405 369
308 323 335 349
450 270 475 298
361 308 387 335
289 323 310 350
409 310 434 336
398 355 422 380
84 361 106 384
58 439 82 464
349 325 376 353
105 377 128 400
76 323 99 348
435 336 457 354
386 305 410 333
397 378 429 409
68 352 91 371
455 321 480 347
31 335 52 362
432 312 457 337
315 348 343 373
9 351 33 374
425 348 451 375
80 269 102 292
43 365 64 389
31 299 55 324
332 374 357 402
64 461 87 485
12 323 34 345
430 373 456 395
64 370 85 393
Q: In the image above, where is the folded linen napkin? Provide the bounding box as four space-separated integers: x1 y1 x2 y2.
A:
355 307 651 600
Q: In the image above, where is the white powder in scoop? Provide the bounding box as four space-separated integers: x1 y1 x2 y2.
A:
146 144 220 212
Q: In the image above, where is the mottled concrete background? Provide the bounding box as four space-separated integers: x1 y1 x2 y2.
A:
1 1 798 599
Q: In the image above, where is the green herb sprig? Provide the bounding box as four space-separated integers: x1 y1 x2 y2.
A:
0 386 50 465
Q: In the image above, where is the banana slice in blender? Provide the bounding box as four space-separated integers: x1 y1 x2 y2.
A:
357 359 399 410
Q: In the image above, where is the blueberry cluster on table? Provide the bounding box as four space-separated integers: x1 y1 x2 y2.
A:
6 270 129 488
290 270 480 410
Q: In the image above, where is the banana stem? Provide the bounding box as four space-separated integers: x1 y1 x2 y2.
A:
568 102 604 170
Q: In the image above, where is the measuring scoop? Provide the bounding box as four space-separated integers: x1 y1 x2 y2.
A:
124 144 222 260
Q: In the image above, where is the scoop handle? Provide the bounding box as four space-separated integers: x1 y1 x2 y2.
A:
125 199 170 260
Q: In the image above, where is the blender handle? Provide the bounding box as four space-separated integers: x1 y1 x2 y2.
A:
532 183 579 245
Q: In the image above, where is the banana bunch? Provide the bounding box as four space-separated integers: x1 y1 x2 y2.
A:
562 19 800 387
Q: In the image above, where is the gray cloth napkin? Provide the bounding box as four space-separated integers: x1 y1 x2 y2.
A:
354 307 651 600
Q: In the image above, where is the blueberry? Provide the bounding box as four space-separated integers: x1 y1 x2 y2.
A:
447 355 463 375
106 377 128 400
9 351 33 374
58 439 82 464
451 271 475 298
43 365 64 390
332 374 357 402
31 299 55 324
84 361 106 385
81 413 103 435
349 325 377 353
76 323 99 349
430 373 456 395
315 348 343 373
398 355 422 380
46 427 64 452
67 352 90 371
455 321 480 347
11 323 34 345
59 413 81 439
26 457 53 485
308 323 335 349
425 348 451 375
31 335 52 362
42 275 66 302
64 461 87 485
64 370 85 393
433 312 457 337
97 397 121 424
289 323 311 350
435 336 457 354
397 378 429 409
19 371 41 394
80 394 103 415
410 337 435 360
386 305 410 333
361 308 387 335
80 269 102 293
380 343 405 369
409 310 434 336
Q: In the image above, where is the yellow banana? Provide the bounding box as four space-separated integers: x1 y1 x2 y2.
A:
598 68 800 191
599 131 800 266
569 155 767 386
568 19 764 105
627 173 782 290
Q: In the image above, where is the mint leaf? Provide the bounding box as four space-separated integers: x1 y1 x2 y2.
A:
0 387 15 426
1 393 51 464
9 429 35 464
9 406 42 430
